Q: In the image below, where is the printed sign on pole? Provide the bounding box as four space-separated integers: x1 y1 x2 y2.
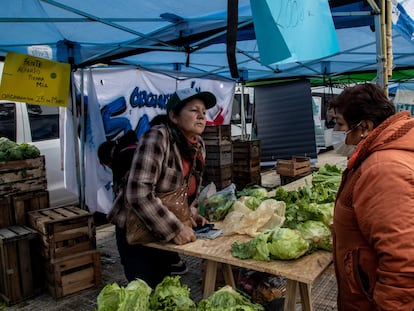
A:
0 52 70 107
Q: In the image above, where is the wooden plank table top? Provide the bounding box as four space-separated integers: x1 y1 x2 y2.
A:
146 229 332 311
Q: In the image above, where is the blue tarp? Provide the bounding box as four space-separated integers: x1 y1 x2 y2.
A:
0 0 414 82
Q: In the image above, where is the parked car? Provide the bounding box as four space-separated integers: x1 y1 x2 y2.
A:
0 100 79 207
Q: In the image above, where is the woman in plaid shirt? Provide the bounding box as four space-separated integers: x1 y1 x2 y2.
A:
119 88 216 287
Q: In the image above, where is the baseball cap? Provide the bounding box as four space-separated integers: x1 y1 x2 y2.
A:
167 88 216 113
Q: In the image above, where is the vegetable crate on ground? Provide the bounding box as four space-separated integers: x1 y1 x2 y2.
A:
232 139 261 190
27 205 96 260
27 205 101 299
276 156 311 177
0 226 43 305
44 250 101 299
0 156 47 196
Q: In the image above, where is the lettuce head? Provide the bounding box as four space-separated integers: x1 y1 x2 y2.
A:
268 228 309 260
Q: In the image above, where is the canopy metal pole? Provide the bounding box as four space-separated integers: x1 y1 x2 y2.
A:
79 69 86 209
240 83 247 140
374 10 386 90
70 71 82 207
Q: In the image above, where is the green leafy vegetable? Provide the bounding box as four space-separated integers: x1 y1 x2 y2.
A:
197 285 264 311
268 228 309 260
118 279 152 311
149 276 196 310
231 229 274 261
203 185 237 221
296 220 333 252
0 137 41 161
97 283 125 311
237 186 269 200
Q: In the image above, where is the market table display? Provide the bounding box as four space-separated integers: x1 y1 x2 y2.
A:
146 230 332 311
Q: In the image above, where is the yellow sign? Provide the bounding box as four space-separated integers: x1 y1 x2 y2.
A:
0 52 70 107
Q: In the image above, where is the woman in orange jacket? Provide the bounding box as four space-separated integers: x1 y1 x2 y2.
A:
330 83 414 310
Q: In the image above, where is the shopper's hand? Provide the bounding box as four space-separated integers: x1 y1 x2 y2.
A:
173 225 196 245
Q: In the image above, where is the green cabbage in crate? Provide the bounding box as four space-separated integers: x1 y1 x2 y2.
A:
0 137 40 161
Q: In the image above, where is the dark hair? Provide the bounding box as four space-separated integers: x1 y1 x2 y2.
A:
98 140 116 167
330 83 395 128
97 130 137 167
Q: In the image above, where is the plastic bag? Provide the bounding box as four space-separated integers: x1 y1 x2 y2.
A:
203 183 237 221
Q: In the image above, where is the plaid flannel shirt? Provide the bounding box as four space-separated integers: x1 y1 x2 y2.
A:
119 124 205 242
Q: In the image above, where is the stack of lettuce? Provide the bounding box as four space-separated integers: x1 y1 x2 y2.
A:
230 164 343 261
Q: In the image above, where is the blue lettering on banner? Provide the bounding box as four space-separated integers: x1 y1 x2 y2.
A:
101 96 132 140
129 86 170 109
135 114 151 139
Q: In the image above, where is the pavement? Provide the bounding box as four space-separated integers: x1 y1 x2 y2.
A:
1 150 345 311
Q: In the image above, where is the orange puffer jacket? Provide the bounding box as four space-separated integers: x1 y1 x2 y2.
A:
333 111 414 311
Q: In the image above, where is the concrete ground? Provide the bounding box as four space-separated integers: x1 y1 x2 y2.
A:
2 150 345 311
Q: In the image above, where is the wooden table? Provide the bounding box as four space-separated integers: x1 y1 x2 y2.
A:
146 232 332 311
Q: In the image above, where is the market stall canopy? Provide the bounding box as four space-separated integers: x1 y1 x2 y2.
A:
1 0 414 83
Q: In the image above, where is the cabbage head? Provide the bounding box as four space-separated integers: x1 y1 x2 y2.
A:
97 283 125 311
296 220 332 252
118 279 152 311
149 276 196 310
268 228 309 260
197 285 264 311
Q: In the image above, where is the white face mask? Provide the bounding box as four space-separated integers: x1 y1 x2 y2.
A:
332 130 357 157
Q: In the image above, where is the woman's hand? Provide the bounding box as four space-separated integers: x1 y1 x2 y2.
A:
190 214 208 228
190 206 209 227
172 225 196 245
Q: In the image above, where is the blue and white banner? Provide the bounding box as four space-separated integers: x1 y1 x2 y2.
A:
392 0 414 43
394 81 414 115
64 67 235 213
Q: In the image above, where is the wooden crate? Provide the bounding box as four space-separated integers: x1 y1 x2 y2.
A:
232 139 260 160
205 142 232 167
0 197 13 228
203 165 232 190
45 250 101 299
202 125 231 145
0 226 41 305
27 206 96 260
204 165 232 180
0 156 47 196
12 190 50 226
276 156 311 177
232 166 262 190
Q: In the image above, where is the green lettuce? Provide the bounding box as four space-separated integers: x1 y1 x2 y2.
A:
118 279 152 311
296 220 332 252
97 283 125 311
197 285 264 311
149 276 196 310
268 228 309 260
